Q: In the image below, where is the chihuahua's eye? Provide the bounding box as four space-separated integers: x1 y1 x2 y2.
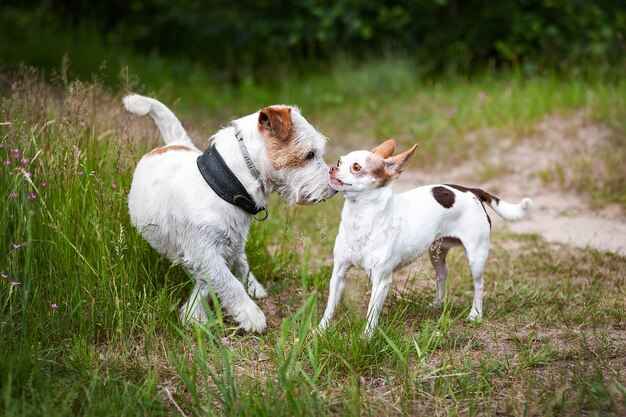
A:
352 163 361 172
337 159 342 167
305 151 315 160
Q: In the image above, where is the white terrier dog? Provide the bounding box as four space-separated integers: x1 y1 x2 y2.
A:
124 94 335 332
318 139 532 336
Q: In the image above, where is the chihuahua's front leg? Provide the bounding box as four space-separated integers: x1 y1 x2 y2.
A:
364 268 393 338
318 261 351 332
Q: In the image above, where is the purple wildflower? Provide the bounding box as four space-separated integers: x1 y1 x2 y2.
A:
25 172 31 178
12 243 21 249
11 281 21 286
40 181 47 188
21 158 28 166
13 148 18 153
51 303 58 309
27 193 36 200
479 92 486 101
220 337 231 346
13 153 19 159
78 171 84 176
80 121 86 126
1 274 7 279
111 183 117 189
10 192 18 198
4 160 10 165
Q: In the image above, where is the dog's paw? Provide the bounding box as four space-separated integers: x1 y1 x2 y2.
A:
179 301 209 327
467 308 482 323
315 319 330 335
428 297 443 310
246 274 269 299
235 301 267 333
361 327 376 341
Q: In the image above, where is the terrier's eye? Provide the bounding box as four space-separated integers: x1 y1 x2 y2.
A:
352 163 361 172
305 151 315 160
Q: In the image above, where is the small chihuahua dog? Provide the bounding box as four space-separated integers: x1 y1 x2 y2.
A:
318 140 532 337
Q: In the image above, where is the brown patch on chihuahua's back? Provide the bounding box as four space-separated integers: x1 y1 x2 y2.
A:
432 186 455 208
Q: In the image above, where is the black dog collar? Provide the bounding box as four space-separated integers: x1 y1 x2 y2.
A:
197 143 268 220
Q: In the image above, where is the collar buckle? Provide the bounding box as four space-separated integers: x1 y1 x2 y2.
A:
253 207 269 221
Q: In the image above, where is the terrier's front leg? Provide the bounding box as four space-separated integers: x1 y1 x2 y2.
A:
183 255 266 333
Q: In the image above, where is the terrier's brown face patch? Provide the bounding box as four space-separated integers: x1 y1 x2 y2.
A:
258 106 320 171
258 107 299 170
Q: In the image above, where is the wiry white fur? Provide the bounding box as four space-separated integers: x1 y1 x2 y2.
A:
226 109 333 206
125 94 335 332
318 145 532 337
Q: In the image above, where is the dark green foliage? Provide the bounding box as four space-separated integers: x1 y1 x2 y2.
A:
1 0 624 79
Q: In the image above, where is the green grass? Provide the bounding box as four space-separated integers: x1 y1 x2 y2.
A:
1 66 625 416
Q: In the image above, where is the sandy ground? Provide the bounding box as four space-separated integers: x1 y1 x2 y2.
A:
396 112 626 256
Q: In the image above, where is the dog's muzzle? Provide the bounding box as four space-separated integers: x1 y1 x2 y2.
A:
297 187 338 205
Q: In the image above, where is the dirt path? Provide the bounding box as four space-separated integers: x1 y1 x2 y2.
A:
396 111 626 256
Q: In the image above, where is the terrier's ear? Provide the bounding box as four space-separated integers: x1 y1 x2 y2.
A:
385 144 418 176
259 107 292 142
372 139 396 159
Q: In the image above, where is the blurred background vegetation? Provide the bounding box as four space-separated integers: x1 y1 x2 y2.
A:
1 0 624 86
2 3 626 416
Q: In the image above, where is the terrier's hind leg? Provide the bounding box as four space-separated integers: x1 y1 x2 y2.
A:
180 278 210 325
232 252 268 299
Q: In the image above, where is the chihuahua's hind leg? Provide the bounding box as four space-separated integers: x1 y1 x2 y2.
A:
463 239 490 322
428 244 451 308
428 237 463 308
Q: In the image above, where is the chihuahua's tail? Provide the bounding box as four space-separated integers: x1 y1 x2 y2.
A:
447 184 533 221
123 94 194 147
488 196 533 221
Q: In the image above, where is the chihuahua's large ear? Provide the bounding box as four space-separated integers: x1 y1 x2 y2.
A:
259 107 292 142
372 139 396 159
385 144 418 175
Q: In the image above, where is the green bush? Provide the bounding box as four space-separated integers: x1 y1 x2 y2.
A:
1 0 624 79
